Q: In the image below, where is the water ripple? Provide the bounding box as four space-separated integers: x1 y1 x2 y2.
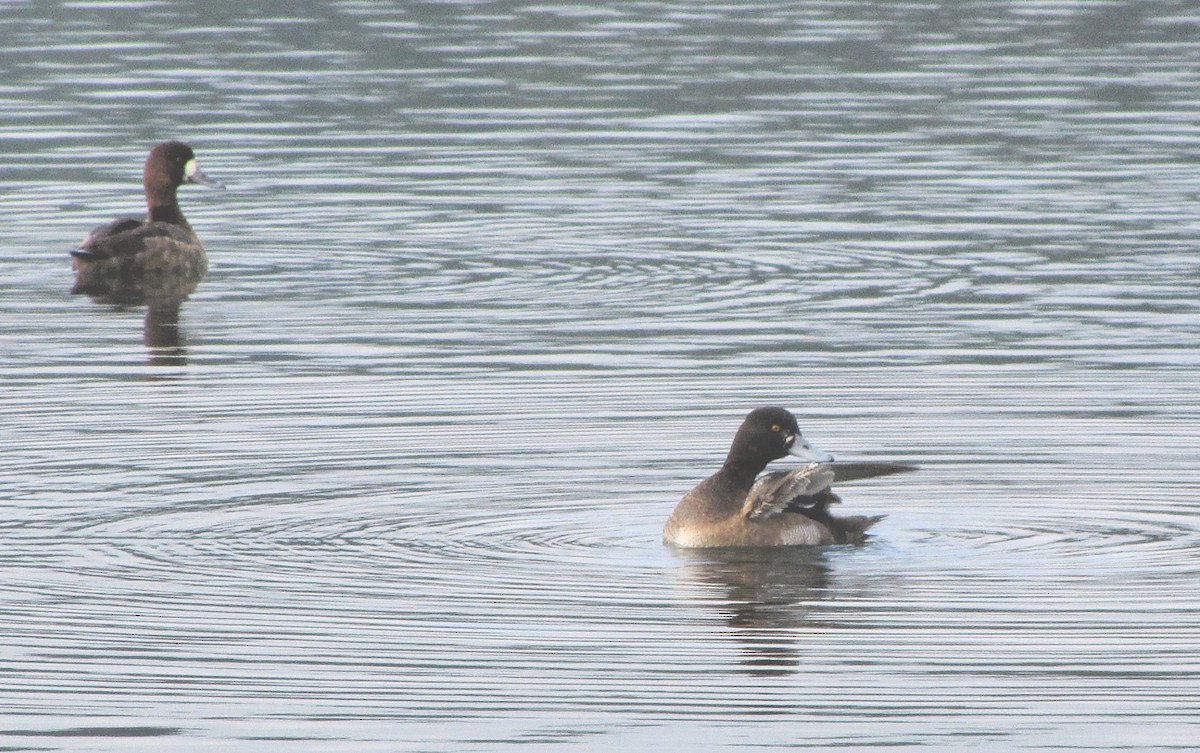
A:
4 0 1200 749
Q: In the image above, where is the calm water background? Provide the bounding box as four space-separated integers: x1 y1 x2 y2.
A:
2 1 1199 750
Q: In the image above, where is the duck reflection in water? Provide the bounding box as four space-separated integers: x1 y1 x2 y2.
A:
670 546 837 676
70 141 224 365
141 300 188 366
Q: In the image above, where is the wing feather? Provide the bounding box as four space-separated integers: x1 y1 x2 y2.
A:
743 463 835 521
830 462 918 483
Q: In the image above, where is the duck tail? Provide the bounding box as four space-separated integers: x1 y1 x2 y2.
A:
831 513 886 544
842 513 885 533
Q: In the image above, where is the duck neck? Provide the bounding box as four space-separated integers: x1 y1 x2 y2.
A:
721 455 769 486
145 182 189 227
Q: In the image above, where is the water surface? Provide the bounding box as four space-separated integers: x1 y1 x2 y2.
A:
2 1 1199 750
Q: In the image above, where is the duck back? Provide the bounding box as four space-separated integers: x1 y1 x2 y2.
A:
71 220 207 305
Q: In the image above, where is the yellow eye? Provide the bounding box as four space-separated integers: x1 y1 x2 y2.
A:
771 424 780 432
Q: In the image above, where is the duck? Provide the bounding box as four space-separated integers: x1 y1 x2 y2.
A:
71 141 224 306
663 406 916 548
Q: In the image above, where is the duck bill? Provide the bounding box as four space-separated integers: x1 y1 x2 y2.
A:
788 436 834 463
187 167 225 189
184 158 226 189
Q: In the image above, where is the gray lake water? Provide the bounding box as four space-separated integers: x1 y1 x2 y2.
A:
2 1 1199 750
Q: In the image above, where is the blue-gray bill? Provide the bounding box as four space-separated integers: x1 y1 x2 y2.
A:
787 435 834 463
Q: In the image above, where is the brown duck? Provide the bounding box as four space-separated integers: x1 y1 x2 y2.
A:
664 406 917 547
71 141 224 306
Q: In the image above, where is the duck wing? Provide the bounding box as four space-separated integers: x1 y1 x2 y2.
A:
743 463 835 521
831 462 918 483
73 218 191 260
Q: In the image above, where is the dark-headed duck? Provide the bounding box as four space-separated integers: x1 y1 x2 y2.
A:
663 406 916 548
71 141 224 305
